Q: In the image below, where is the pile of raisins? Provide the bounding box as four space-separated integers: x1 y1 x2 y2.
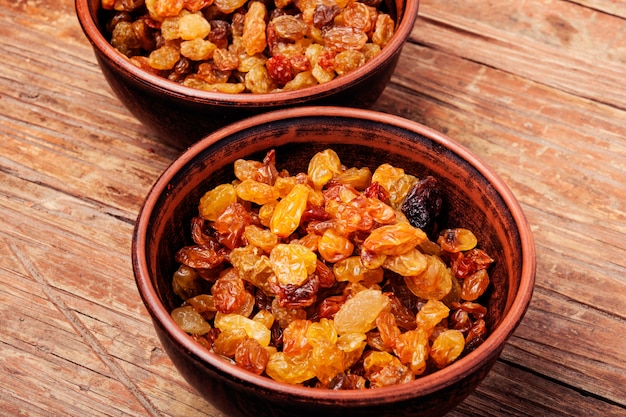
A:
102 0 396 93
171 149 493 388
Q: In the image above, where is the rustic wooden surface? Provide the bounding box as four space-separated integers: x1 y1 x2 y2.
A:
1 0 625 415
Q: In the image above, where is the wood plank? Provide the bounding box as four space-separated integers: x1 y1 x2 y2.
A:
412 0 626 108
570 0 626 19
65 296 228 417
450 360 626 416
0 240 148 416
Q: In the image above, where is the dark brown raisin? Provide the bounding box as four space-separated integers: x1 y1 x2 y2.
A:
208 20 232 48
400 175 443 235
313 4 340 28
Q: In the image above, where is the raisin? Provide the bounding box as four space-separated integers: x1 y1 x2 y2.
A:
244 64 276 93
198 62 232 83
168 56 192 81
333 289 390 334
178 11 211 40
214 312 272 346
400 175 443 235
311 341 345 385
323 27 368 51
364 351 413 387
185 0 213 11
242 1 267 56
308 149 343 190
270 183 309 237
171 305 212 335
318 229 354 263
208 20 232 48
198 183 237 221
272 14 308 41
265 351 316 384
430 329 465 368
213 328 248 357
235 338 269 374
213 0 248 14
393 328 429 375
270 243 317 286
461 269 490 301
376 311 400 350
342 2 372 32
111 21 142 56
211 273 250 314
270 275 320 308
362 222 427 256
146 0 184 19
172 265 202 300
213 202 252 249
372 13 395 47
175 244 226 269
236 179 280 205
438 228 478 253
372 164 417 209
313 4 340 28
403 255 453 301
180 38 217 60
416 300 450 333
266 53 293 86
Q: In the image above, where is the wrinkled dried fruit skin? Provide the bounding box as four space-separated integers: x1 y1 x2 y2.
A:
214 312 272 346
404 254 453 300
364 350 413 387
171 305 212 334
430 330 465 368
438 228 478 252
362 222 427 256
235 338 270 374
270 243 317 286
318 229 354 263
175 244 225 270
461 269 490 301
333 289 390 334
198 183 237 222
401 175 443 235
211 273 250 314
169 149 494 389
243 2 267 56
270 183 309 237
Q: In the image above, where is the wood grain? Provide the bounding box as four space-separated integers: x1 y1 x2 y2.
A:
1 0 625 415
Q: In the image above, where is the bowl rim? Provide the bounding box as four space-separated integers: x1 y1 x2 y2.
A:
132 106 536 404
75 0 421 106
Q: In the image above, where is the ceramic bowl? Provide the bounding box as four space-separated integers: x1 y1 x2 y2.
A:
132 107 535 417
75 0 420 148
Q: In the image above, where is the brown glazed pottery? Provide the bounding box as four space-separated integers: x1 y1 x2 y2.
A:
75 0 420 148
132 107 536 417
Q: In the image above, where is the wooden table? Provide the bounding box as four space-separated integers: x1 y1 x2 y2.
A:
1 0 625 415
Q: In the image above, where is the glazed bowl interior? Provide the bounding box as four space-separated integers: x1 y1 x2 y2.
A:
133 106 535 416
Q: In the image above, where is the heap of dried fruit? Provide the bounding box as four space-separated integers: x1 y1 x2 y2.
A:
170 149 494 388
101 0 396 93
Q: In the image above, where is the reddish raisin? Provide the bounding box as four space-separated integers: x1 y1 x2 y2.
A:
267 53 293 86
